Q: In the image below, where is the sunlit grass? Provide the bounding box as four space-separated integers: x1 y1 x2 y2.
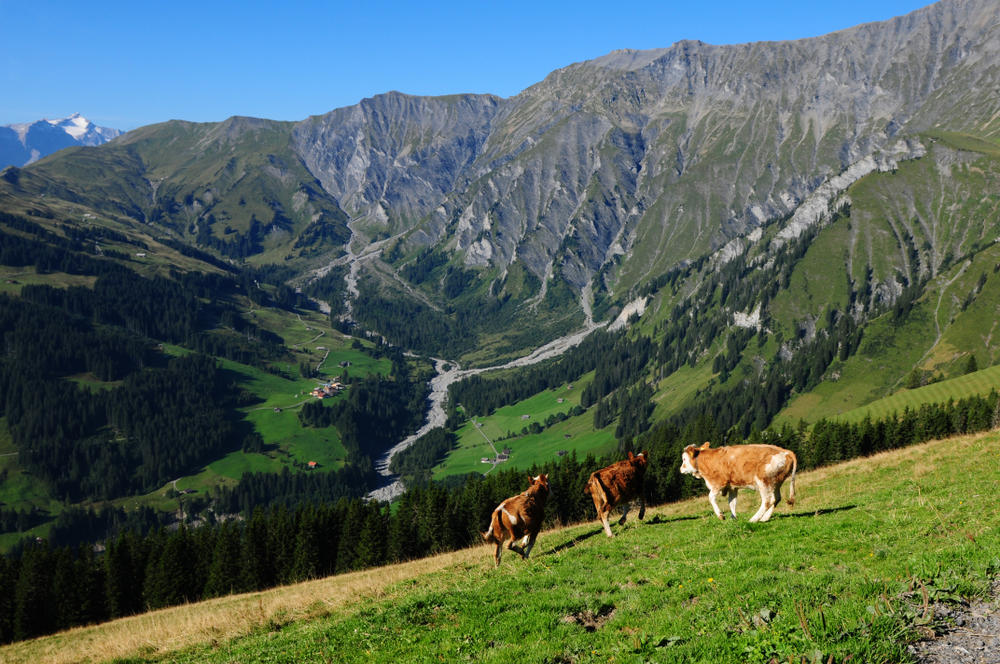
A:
4 431 998 664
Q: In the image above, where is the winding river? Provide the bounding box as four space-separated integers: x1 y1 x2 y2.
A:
310 221 636 501
366 311 608 501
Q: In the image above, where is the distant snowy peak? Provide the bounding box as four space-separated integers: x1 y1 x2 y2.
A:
51 113 92 140
45 113 122 145
1 114 123 169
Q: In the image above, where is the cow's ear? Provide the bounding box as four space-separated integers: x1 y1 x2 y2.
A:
627 451 635 460
700 441 711 450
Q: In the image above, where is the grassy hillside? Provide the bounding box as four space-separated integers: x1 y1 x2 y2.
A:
5 431 998 664
433 373 618 479
0 264 399 546
827 363 1000 425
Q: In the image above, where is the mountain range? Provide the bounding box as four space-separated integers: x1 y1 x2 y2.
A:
0 114 122 170
1 0 999 409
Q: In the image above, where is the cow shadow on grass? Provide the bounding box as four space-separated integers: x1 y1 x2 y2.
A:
645 514 700 526
546 528 605 554
545 514 700 554
776 504 857 519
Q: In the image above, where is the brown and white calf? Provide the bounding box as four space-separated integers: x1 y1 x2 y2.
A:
482 474 550 566
680 442 797 522
584 451 648 537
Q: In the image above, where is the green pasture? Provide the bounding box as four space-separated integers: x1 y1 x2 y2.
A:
767 217 852 334
0 267 97 295
435 411 619 479
780 242 1000 426
833 363 1000 424
434 375 618 479
149 431 1000 664
0 418 57 512
216 357 350 470
0 418 64 550
650 358 717 423
777 261 970 425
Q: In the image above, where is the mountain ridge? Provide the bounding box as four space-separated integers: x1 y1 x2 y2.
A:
0 0 997 374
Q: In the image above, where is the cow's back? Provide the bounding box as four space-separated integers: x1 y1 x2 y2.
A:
595 459 644 499
716 444 795 487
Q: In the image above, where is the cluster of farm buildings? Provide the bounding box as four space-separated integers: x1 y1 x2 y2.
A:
311 380 345 398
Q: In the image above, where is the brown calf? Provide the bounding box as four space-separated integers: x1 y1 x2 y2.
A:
680 442 797 522
481 474 550 566
584 451 648 537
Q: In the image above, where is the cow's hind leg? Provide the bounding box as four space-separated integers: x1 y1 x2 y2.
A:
759 484 779 522
726 488 739 519
618 501 630 526
599 507 614 537
748 480 770 522
708 488 726 520
506 534 522 556
521 531 539 559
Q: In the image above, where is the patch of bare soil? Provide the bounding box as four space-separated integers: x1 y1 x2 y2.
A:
561 605 615 632
909 579 1000 663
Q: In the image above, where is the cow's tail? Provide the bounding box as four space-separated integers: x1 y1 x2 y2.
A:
481 507 501 543
586 474 610 510
787 452 798 507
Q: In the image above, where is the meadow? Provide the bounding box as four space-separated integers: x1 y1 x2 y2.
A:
833 363 1000 424
4 430 998 664
434 373 619 479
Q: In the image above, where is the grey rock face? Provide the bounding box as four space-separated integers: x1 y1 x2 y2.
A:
291 92 501 229
287 0 1000 295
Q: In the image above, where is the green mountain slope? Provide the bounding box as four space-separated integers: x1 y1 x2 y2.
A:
3 432 997 664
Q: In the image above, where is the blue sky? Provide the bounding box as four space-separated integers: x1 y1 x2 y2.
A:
1 0 934 130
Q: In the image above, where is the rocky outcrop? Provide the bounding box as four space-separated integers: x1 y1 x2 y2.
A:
287 0 1000 296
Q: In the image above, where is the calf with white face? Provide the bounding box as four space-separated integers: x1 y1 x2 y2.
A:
680 442 797 522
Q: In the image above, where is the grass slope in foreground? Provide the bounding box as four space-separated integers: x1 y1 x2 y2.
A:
5 432 999 664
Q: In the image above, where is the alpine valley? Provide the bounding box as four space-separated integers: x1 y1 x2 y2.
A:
1 0 1000 646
